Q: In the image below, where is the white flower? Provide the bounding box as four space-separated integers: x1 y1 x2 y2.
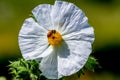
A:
18 1 94 79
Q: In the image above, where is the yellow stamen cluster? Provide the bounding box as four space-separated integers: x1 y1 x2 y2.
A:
47 30 62 46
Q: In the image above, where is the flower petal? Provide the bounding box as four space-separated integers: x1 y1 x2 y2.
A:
40 40 92 79
58 40 92 76
40 49 62 79
51 1 88 34
19 18 51 60
32 4 53 30
40 41 69 79
63 27 94 43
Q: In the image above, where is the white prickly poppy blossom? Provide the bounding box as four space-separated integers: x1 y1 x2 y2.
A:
19 0 94 79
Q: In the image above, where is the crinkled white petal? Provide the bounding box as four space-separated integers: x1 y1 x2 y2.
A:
58 40 92 76
63 27 94 43
40 48 62 79
40 40 92 79
32 4 53 30
19 18 51 60
51 1 88 35
40 41 69 79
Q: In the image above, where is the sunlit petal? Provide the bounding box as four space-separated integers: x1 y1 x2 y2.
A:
19 18 50 60
63 27 94 43
40 49 62 79
58 40 92 76
51 1 88 35
32 4 53 30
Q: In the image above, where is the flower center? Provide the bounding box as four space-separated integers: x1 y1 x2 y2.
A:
47 30 62 46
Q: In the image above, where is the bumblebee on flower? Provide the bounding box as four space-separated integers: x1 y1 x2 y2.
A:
18 0 94 79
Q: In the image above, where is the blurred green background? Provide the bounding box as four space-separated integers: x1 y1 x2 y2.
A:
0 0 120 80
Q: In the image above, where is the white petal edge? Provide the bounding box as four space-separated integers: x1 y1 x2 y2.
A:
32 4 54 30
51 1 88 35
19 18 51 60
58 40 92 76
40 40 92 79
40 48 63 79
63 27 95 43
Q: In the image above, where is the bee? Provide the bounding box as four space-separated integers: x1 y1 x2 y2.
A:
47 30 56 38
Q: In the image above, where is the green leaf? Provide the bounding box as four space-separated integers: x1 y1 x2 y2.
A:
8 58 43 80
9 57 99 80
77 68 85 78
85 56 99 72
77 56 99 78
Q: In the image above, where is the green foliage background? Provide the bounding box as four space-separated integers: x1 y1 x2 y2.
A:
0 0 120 80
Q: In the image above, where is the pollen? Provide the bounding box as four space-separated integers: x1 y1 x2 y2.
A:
47 30 62 46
